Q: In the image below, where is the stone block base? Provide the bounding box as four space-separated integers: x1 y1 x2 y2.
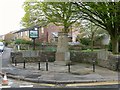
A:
54 61 66 66
55 52 71 65
55 52 65 61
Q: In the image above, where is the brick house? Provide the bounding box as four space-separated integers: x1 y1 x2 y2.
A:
4 32 15 42
13 29 31 41
13 23 78 44
38 23 63 43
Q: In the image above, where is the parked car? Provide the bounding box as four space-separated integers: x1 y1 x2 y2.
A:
0 42 4 52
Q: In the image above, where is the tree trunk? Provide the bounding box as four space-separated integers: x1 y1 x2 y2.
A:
111 37 119 54
91 40 94 51
90 33 94 51
91 37 94 51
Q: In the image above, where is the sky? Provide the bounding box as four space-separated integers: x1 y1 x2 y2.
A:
0 0 25 35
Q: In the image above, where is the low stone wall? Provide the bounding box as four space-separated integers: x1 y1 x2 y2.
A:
10 51 55 63
70 51 97 63
98 54 120 70
10 50 120 71
70 50 120 71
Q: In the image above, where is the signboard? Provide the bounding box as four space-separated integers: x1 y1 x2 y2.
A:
29 30 39 38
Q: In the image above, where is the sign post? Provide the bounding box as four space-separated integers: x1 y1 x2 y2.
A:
29 28 39 50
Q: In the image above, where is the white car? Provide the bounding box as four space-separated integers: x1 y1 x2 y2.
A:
0 42 4 52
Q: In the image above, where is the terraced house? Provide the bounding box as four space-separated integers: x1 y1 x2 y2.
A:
13 23 77 44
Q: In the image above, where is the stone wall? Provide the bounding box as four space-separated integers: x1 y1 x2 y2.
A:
70 50 120 71
98 54 120 70
10 51 55 63
70 51 97 63
10 50 120 71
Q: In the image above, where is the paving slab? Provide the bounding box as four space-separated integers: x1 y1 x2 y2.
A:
1 62 119 84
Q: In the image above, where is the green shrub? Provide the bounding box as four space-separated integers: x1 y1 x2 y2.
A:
80 38 91 46
15 39 32 45
48 57 55 62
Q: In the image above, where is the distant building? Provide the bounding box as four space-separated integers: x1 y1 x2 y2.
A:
13 23 79 44
4 32 14 42
38 23 63 43
14 28 31 41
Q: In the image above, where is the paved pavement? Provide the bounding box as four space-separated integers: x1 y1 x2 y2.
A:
1 61 119 84
0 48 119 85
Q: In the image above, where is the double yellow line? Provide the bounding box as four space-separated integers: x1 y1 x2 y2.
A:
39 83 56 87
66 81 119 87
35 81 119 87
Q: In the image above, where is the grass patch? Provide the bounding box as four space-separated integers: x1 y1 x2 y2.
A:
81 49 100 52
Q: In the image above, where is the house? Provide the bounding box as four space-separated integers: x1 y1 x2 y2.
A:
14 28 31 41
13 23 62 43
4 32 15 42
39 23 74 43
38 23 63 43
13 23 79 44
13 24 41 41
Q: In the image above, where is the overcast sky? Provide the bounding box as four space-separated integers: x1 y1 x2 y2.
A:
0 0 25 35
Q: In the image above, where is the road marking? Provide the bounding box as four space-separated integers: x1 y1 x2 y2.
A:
19 85 33 88
66 81 119 87
0 86 11 88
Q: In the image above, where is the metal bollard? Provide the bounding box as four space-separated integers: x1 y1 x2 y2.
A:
93 60 95 72
11 56 14 63
23 60 25 68
116 60 119 71
38 61 41 70
46 59 48 71
68 63 71 73
15 59 17 66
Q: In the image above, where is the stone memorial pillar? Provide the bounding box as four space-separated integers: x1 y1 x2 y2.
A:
55 32 70 65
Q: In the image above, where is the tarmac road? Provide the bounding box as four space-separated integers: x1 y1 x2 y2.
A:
2 47 12 67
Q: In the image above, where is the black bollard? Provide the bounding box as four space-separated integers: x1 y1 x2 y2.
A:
38 61 41 70
93 60 95 72
15 59 17 66
11 56 14 63
68 63 71 73
46 59 48 71
23 60 25 68
116 60 119 71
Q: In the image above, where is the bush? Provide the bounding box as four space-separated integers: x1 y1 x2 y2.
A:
15 39 32 45
80 38 91 46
